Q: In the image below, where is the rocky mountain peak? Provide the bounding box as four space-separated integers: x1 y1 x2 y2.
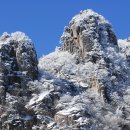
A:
0 31 38 79
0 32 39 129
58 10 127 103
0 32 38 102
61 9 117 62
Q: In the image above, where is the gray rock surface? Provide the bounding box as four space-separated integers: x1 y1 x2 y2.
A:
0 32 38 130
61 9 117 61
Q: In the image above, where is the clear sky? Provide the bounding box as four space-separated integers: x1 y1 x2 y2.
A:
0 0 130 57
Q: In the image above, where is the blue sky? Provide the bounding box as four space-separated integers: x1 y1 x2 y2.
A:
0 0 130 57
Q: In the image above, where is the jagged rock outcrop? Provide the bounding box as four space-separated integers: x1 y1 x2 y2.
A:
61 9 117 61
0 32 38 98
0 32 38 129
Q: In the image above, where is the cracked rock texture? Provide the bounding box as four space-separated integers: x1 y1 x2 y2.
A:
61 9 117 61
0 32 38 130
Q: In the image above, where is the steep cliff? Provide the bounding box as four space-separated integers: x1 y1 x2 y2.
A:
0 32 38 130
61 9 117 60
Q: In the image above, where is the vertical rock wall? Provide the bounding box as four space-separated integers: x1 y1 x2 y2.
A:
0 32 38 103
61 10 117 61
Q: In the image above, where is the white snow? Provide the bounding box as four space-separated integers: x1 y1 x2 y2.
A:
72 9 109 26
56 107 80 116
27 91 49 106
11 32 31 42
0 31 33 49
37 91 49 102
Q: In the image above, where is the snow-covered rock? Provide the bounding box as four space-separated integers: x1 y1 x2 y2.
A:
61 9 117 61
40 10 127 103
0 10 130 130
0 32 38 129
0 32 38 94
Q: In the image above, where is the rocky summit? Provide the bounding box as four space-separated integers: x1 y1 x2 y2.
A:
61 9 117 60
0 9 130 130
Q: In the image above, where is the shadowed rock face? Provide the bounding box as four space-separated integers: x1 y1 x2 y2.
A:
0 32 38 102
0 32 38 130
61 9 117 60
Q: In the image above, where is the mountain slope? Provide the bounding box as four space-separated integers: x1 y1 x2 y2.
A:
0 10 130 130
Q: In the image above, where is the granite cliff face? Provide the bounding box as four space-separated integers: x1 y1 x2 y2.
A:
0 10 130 130
61 10 117 61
